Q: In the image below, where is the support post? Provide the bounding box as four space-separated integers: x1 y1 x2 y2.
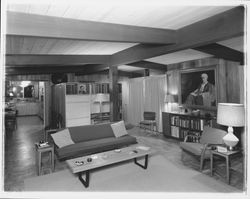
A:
109 66 119 122
144 69 150 76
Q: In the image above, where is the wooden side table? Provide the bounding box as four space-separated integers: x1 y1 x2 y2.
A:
35 143 55 176
210 150 241 184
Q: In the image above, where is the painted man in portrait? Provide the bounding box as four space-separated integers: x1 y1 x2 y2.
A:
185 73 216 106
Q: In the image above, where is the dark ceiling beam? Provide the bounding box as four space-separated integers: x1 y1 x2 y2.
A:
5 54 111 66
110 6 244 66
127 60 166 71
7 11 177 44
5 64 88 68
5 65 92 75
6 69 49 75
177 6 244 48
110 44 166 66
75 69 143 78
74 69 108 76
118 70 144 78
193 43 244 64
7 63 144 77
5 64 108 75
74 64 108 75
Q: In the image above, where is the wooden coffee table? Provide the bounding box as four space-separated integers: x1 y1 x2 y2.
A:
66 144 154 188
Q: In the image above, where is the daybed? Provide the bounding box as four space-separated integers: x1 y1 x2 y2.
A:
46 121 137 160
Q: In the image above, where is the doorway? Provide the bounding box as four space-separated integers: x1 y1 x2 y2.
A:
5 80 47 131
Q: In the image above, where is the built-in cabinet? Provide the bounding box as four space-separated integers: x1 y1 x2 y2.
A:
51 82 122 128
65 95 91 127
15 100 40 116
52 83 91 128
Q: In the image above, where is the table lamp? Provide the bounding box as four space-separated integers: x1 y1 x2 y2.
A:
94 93 109 119
217 103 245 150
164 94 178 112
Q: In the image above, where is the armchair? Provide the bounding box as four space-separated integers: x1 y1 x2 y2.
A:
180 126 227 171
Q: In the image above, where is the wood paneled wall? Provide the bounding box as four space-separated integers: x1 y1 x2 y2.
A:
166 58 244 110
73 73 129 83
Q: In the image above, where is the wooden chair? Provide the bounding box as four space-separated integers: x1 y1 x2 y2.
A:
180 126 227 171
139 112 157 132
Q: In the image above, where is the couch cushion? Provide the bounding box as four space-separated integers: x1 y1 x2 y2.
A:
180 142 211 158
69 123 115 143
57 135 137 159
111 121 128 138
51 128 75 148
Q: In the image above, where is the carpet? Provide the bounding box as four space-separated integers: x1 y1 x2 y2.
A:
24 154 240 192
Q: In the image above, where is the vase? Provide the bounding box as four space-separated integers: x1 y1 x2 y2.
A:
223 131 239 151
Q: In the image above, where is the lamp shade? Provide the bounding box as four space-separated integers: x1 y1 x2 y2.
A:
217 103 245 127
94 93 109 103
164 94 177 103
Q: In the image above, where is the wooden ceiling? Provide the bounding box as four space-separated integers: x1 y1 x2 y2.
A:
4 4 245 75
146 49 213 65
217 36 244 52
7 5 235 29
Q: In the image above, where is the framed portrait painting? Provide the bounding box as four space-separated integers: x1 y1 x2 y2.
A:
78 83 90 94
180 67 217 110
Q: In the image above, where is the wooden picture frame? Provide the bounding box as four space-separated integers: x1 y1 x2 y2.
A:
179 67 217 110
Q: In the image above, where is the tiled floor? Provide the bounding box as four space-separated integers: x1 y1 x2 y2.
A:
4 116 44 191
4 116 68 191
3 116 244 191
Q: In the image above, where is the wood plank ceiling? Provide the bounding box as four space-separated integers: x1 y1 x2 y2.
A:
7 4 234 29
4 4 245 75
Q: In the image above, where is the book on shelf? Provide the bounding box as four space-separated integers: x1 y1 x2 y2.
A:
171 116 180 126
188 131 201 142
200 119 204 130
180 129 189 140
171 126 179 138
190 119 205 131
66 84 78 95
179 118 189 128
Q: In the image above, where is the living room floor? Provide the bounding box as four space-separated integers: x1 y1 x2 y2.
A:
4 116 244 191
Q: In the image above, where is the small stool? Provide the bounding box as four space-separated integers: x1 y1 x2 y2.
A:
35 143 55 176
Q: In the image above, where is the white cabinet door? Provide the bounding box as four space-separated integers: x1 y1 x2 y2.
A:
65 95 91 127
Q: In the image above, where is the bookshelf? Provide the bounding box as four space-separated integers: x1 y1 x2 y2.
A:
162 112 214 141
65 82 121 95
66 83 78 94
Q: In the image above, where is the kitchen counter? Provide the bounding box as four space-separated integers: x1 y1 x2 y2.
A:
16 101 40 116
